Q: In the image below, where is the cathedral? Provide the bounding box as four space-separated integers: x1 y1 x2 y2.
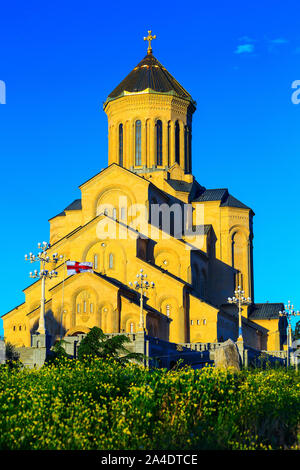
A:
2 33 286 356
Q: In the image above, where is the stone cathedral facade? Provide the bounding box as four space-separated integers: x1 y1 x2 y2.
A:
2 35 286 354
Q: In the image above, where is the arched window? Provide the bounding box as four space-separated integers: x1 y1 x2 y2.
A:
94 254 98 270
130 322 134 333
119 123 123 166
109 253 114 269
184 125 192 173
135 120 142 165
76 290 96 318
156 120 163 165
167 121 170 166
112 208 117 220
184 126 188 172
120 207 126 220
232 232 246 289
188 125 192 172
175 121 180 163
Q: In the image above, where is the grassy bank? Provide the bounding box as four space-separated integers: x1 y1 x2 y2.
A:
0 358 299 450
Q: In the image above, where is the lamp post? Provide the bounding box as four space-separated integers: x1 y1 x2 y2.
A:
279 301 300 367
228 286 251 342
25 241 63 335
129 269 155 332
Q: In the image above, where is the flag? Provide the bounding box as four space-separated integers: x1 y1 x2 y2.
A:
66 261 93 275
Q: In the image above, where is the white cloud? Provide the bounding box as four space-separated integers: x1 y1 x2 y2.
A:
239 36 256 43
269 38 289 44
234 44 254 54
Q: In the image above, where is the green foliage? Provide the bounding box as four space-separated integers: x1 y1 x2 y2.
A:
77 327 144 364
0 359 299 450
294 320 300 340
4 342 21 370
5 342 20 362
46 339 71 365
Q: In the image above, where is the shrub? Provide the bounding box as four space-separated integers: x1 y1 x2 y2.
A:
77 327 144 364
0 359 299 450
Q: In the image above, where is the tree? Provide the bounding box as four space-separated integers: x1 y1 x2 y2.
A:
77 327 144 364
46 339 72 365
293 321 300 341
5 342 21 369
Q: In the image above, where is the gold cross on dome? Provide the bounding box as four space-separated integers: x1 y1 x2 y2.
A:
144 30 156 54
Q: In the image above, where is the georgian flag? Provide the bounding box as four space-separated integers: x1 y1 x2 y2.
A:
66 261 93 275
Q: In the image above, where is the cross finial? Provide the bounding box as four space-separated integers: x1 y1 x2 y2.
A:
144 30 156 54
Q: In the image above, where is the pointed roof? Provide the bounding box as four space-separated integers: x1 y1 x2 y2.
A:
104 52 195 107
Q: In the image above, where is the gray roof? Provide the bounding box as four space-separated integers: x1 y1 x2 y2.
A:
191 224 212 235
49 199 82 221
249 303 284 320
193 188 252 211
220 194 251 210
166 179 194 192
194 188 228 202
64 199 82 211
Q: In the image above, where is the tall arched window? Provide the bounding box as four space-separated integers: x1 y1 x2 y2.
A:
184 125 192 173
167 121 170 166
166 305 170 317
188 125 192 172
175 121 180 163
135 120 142 166
109 253 114 269
119 123 123 166
156 120 163 166
184 126 188 172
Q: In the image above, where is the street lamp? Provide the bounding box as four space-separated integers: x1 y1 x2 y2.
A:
279 301 300 367
228 286 251 342
129 269 155 332
25 241 63 335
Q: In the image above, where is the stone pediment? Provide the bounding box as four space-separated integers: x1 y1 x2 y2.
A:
79 163 149 191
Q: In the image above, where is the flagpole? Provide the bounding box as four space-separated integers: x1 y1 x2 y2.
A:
60 255 66 340
58 260 92 338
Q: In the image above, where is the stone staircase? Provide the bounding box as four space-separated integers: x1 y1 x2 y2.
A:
17 347 47 368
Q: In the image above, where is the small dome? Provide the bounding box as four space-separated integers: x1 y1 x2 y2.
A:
104 52 195 107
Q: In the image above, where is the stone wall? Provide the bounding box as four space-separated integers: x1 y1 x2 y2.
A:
0 340 5 364
14 331 290 370
16 346 47 369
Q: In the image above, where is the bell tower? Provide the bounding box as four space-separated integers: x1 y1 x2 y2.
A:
103 31 196 176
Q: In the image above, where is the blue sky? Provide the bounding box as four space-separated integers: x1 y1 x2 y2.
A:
1 0 300 335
